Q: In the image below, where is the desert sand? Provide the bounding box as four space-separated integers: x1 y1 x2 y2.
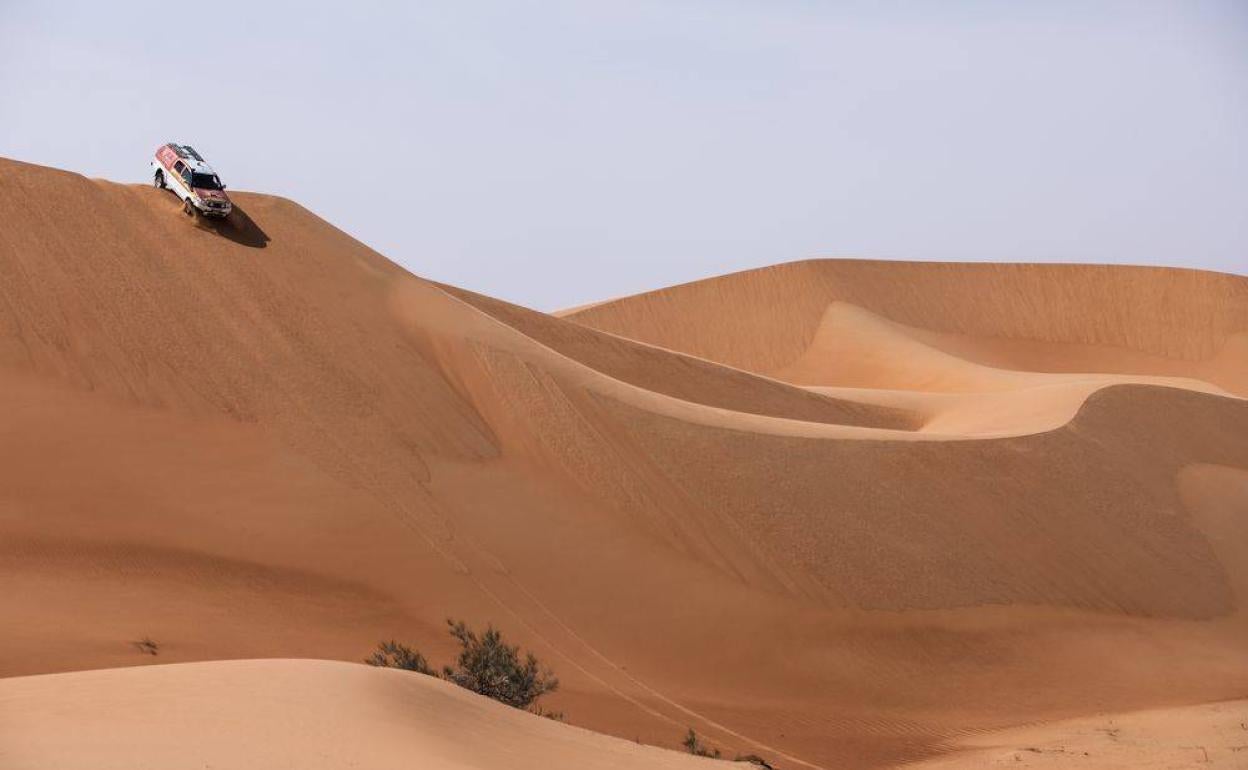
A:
0 659 722 770
0 156 1245 769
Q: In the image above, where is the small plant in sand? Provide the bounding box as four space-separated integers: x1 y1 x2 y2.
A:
365 640 432 674
133 636 159 656
682 728 721 758
366 619 559 713
682 729 778 767
734 754 776 769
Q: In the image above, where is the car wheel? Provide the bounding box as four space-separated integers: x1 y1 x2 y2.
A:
183 197 195 217
153 170 165 189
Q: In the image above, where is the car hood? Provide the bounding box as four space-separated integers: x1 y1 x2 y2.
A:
194 188 231 202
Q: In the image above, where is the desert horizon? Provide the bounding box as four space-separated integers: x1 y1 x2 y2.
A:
0 154 1245 768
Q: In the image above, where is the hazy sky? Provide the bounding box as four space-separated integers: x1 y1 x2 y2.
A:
2 1 1244 309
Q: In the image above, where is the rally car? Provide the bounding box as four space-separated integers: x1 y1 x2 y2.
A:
151 143 232 218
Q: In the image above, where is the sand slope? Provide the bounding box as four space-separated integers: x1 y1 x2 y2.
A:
1 157 1246 769
0 659 723 770
908 698 1248 769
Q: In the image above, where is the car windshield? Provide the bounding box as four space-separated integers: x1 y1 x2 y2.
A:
191 172 223 190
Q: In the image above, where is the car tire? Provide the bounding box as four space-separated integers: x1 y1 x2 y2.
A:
183 197 195 217
153 170 165 189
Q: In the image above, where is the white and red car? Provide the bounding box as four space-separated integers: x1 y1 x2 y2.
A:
151 143 232 218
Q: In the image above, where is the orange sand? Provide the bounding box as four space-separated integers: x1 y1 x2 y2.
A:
0 157 1245 769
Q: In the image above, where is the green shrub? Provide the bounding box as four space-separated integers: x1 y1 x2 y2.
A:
366 619 558 713
441 619 559 710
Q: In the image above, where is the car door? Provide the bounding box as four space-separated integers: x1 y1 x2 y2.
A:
172 160 190 199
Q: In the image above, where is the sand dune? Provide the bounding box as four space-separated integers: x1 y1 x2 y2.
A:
561 259 1248 392
1 156 1246 769
0 659 721 770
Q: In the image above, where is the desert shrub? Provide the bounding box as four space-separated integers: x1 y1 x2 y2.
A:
532 705 566 721
365 640 433 675
682 728 721 758
682 728 778 766
441 619 559 710
366 620 558 713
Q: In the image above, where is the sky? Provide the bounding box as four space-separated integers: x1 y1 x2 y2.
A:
1 1 1245 310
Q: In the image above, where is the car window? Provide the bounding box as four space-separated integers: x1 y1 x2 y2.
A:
190 172 223 191
173 161 185 174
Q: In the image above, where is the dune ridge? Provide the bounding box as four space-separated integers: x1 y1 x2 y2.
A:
1 157 1245 769
562 259 1247 391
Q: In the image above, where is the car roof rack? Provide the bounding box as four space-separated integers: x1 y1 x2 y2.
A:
168 144 204 162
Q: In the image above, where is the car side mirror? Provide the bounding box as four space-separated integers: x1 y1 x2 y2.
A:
221 184 227 190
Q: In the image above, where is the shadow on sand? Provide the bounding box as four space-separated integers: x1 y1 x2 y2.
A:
194 204 270 248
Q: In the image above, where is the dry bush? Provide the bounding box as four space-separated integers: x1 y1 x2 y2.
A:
365 640 433 675
441 619 558 710
366 619 558 713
